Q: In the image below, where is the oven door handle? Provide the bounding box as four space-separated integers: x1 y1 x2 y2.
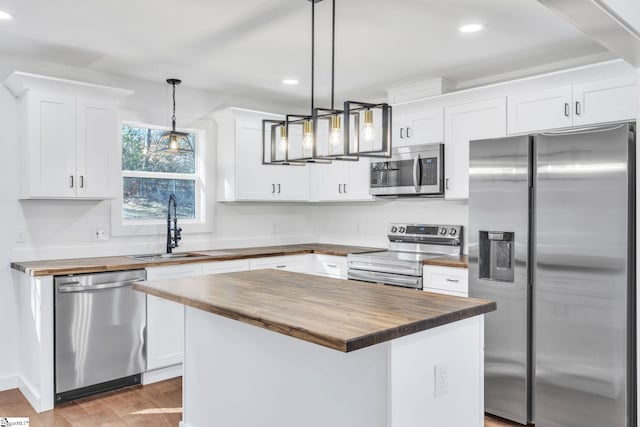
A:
413 155 421 192
348 269 422 289
348 261 421 276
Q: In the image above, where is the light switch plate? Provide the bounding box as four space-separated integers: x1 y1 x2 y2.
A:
91 226 109 241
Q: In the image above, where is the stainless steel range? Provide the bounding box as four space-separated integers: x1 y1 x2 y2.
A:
347 223 463 289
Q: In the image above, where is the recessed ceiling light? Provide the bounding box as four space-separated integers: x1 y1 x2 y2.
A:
459 23 483 33
0 10 13 20
282 79 299 85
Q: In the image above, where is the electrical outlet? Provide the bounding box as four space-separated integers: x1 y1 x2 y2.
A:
91 226 109 242
16 227 26 243
434 363 447 397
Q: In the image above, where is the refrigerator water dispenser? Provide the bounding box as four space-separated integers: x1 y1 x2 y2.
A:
479 231 514 282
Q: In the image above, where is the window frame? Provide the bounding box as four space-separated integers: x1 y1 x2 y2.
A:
111 116 212 237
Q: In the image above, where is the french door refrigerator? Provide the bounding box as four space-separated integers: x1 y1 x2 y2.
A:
469 122 636 427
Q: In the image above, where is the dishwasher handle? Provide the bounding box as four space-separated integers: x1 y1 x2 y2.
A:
58 278 144 293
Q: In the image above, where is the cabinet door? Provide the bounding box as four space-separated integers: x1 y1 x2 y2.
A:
145 265 200 370
235 120 281 200
572 74 638 127
392 114 408 146
272 163 310 201
344 158 373 201
76 99 119 198
444 98 506 199
507 86 572 134
405 109 444 145
309 162 347 201
27 92 77 198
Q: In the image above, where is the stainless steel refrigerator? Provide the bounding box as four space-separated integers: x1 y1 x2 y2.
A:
469 122 636 427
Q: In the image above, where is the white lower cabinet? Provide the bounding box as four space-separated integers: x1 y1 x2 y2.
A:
249 255 312 273
312 255 348 279
422 265 468 297
145 265 201 371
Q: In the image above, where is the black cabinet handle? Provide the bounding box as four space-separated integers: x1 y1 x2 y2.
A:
400 128 404 139
272 183 275 193
338 184 342 193
70 175 74 188
277 183 281 193
344 183 347 193
80 175 84 188
564 103 570 117
575 101 581 116
406 127 411 138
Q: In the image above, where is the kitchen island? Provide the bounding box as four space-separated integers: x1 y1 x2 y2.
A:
134 269 495 427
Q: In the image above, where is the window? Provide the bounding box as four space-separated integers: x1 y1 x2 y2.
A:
121 124 200 222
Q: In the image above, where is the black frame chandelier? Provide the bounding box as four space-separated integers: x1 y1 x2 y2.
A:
262 0 392 166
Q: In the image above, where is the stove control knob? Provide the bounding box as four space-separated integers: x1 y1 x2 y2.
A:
449 228 457 236
391 226 398 233
440 228 447 235
399 226 406 233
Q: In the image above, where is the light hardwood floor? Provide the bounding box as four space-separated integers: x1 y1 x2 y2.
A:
0 377 524 426
0 377 182 426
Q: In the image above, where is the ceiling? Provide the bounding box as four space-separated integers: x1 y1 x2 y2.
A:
0 0 615 109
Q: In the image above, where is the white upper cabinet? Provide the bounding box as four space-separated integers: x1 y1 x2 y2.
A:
444 97 507 200
214 108 309 202
507 74 637 134
507 85 573 134
572 74 637 127
309 158 372 202
392 104 443 148
4 72 132 199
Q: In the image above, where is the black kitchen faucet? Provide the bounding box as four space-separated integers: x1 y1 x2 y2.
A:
166 194 182 253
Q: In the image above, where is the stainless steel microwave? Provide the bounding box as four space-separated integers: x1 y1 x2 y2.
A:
370 143 444 196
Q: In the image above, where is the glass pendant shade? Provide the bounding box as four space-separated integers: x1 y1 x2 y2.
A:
343 101 392 158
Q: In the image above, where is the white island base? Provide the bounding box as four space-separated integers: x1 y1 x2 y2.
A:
180 306 485 427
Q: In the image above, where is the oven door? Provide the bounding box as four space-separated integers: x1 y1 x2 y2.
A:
370 143 443 196
348 269 423 289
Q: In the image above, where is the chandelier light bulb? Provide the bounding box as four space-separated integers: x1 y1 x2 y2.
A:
361 110 376 144
330 115 343 147
303 120 314 151
279 126 288 152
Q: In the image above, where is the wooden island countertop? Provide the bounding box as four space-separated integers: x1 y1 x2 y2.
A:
133 269 494 352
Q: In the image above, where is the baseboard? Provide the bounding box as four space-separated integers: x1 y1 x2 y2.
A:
0 375 19 392
142 364 183 385
17 375 45 413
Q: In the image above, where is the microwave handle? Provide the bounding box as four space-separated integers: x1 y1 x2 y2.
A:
413 156 421 192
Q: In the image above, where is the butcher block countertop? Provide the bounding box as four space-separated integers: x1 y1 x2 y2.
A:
11 244 383 277
133 269 494 352
423 255 468 268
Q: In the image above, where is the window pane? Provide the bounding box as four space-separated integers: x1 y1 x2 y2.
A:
123 177 195 220
122 125 196 173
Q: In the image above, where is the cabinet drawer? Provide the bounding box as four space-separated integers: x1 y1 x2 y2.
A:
249 255 311 273
146 264 201 280
200 260 249 275
423 287 467 298
423 265 468 296
314 255 347 279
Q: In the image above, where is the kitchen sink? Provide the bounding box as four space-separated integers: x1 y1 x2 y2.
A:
128 252 210 262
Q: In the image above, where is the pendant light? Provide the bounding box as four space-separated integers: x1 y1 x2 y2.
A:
312 0 358 162
157 78 193 153
262 0 392 164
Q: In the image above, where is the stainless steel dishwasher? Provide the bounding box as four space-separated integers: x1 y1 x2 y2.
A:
54 269 147 403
